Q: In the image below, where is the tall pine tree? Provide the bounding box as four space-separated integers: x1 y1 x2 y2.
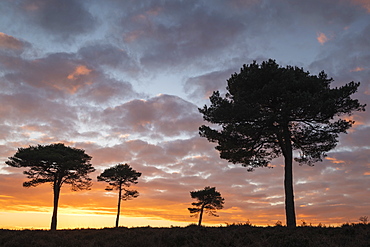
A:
199 59 365 227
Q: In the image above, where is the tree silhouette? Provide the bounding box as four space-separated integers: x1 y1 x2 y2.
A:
97 163 141 228
188 186 225 226
6 143 95 231
199 59 365 228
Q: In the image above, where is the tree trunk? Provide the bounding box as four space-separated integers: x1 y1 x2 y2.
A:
50 183 61 231
115 186 122 228
198 204 205 226
282 125 296 228
284 150 296 227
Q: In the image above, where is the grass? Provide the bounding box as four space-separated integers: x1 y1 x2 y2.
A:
1 224 370 247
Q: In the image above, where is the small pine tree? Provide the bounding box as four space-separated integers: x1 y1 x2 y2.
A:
188 186 224 226
359 216 368 224
97 163 141 228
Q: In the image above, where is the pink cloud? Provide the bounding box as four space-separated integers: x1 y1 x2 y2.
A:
102 94 203 137
2 54 97 95
0 33 25 51
352 0 370 12
184 69 234 101
317 32 330 44
67 65 92 80
350 67 367 72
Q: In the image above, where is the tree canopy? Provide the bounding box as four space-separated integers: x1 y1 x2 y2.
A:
97 163 141 228
188 186 225 226
6 143 95 230
199 59 365 227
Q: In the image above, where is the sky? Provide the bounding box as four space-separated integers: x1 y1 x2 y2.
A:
0 0 370 229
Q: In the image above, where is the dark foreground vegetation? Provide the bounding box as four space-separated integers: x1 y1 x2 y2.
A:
2 224 370 247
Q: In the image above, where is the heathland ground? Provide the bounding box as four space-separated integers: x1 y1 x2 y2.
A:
1 224 370 247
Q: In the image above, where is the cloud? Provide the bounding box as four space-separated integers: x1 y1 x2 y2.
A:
308 23 370 125
184 69 235 102
0 92 81 146
67 65 92 80
77 43 139 74
350 67 367 72
1 52 96 95
109 0 250 72
0 50 141 105
78 78 141 105
317 32 330 44
102 94 203 138
20 0 97 40
286 0 363 26
0 33 28 51
352 0 370 12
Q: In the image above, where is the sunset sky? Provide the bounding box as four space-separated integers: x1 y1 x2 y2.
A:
1 0 370 229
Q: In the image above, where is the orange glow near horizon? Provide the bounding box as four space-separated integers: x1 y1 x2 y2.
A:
0 171 362 230
0 209 348 230
0 198 351 229
0 211 193 230
0 180 358 229
1 149 367 229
